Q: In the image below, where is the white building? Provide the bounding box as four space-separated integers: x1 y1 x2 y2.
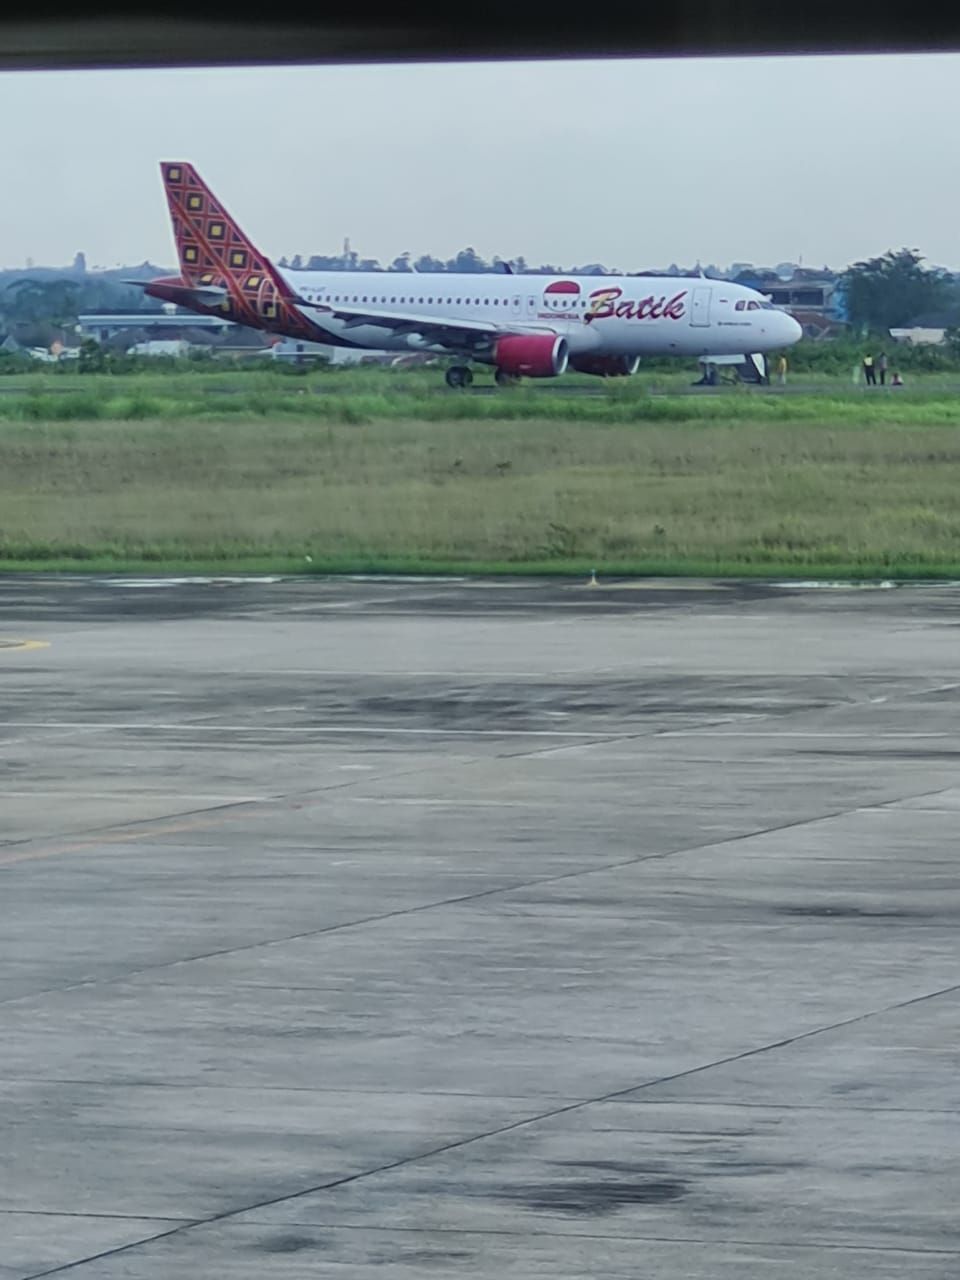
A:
889 326 948 346
126 339 193 358
78 310 233 344
267 338 392 365
889 309 960 347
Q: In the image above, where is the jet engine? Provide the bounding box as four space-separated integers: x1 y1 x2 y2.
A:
493 334 569 378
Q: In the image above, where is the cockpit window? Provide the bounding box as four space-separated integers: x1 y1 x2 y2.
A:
735 300 745 311
747 301 759 311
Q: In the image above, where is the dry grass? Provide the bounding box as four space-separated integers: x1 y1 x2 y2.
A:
3 413 960 574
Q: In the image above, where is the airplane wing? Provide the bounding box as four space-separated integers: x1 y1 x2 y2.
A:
294 299 553 348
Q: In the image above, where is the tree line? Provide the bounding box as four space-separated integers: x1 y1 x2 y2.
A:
840 248 960 334
277 247 613 276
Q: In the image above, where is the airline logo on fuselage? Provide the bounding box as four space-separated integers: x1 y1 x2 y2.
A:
585 287 687 323
542 279 687 323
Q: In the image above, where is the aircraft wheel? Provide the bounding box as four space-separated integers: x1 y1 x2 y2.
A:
445 365 472 389
495 368 519 388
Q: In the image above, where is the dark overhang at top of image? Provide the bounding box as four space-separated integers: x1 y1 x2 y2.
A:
1 3 959 71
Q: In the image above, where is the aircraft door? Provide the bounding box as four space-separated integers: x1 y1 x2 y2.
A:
690 287 712 327
526 296 537 319
511 294 522 319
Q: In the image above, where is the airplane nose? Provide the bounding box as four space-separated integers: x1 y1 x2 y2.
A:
782 312 802 345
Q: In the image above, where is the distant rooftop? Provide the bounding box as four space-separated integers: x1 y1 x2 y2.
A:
901 309 960 330
78 312 232 329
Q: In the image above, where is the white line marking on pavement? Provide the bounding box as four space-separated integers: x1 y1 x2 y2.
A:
661 730 953 739
1 721 624 739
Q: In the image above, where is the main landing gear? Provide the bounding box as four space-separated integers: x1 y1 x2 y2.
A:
445 365 473 389
443 364 520 389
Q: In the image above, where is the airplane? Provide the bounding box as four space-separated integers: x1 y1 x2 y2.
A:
135 162 802 388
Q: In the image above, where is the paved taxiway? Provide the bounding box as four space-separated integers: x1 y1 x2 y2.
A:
2 573 959 1277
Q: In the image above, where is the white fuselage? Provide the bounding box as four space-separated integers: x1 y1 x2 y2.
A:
278 270 802 358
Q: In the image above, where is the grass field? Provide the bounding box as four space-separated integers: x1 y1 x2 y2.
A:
3 369 960 577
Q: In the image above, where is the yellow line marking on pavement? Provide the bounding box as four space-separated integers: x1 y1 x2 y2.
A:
0 639 50 652
0 815 236 869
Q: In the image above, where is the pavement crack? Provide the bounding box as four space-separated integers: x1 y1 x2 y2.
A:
20 975 960 1274
21 1223 198 1279
1 780 948 1008
0 758 460 868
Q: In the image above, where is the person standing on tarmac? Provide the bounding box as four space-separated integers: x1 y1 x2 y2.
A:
877 351 888 386
863 353 876 386
776 354 788 385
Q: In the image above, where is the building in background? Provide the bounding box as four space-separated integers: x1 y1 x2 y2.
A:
126 339 194 358
889 308 960 346
78 308 232 345
730 265 847 339
267 337 394 365
77 306 270 357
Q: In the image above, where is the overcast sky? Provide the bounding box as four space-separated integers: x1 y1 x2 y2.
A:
1 53 958 273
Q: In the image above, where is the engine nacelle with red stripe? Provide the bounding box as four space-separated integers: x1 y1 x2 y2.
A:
569 354 641 377
493 334 569 378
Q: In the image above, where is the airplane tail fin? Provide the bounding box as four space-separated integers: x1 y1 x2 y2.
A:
159 161 295 300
